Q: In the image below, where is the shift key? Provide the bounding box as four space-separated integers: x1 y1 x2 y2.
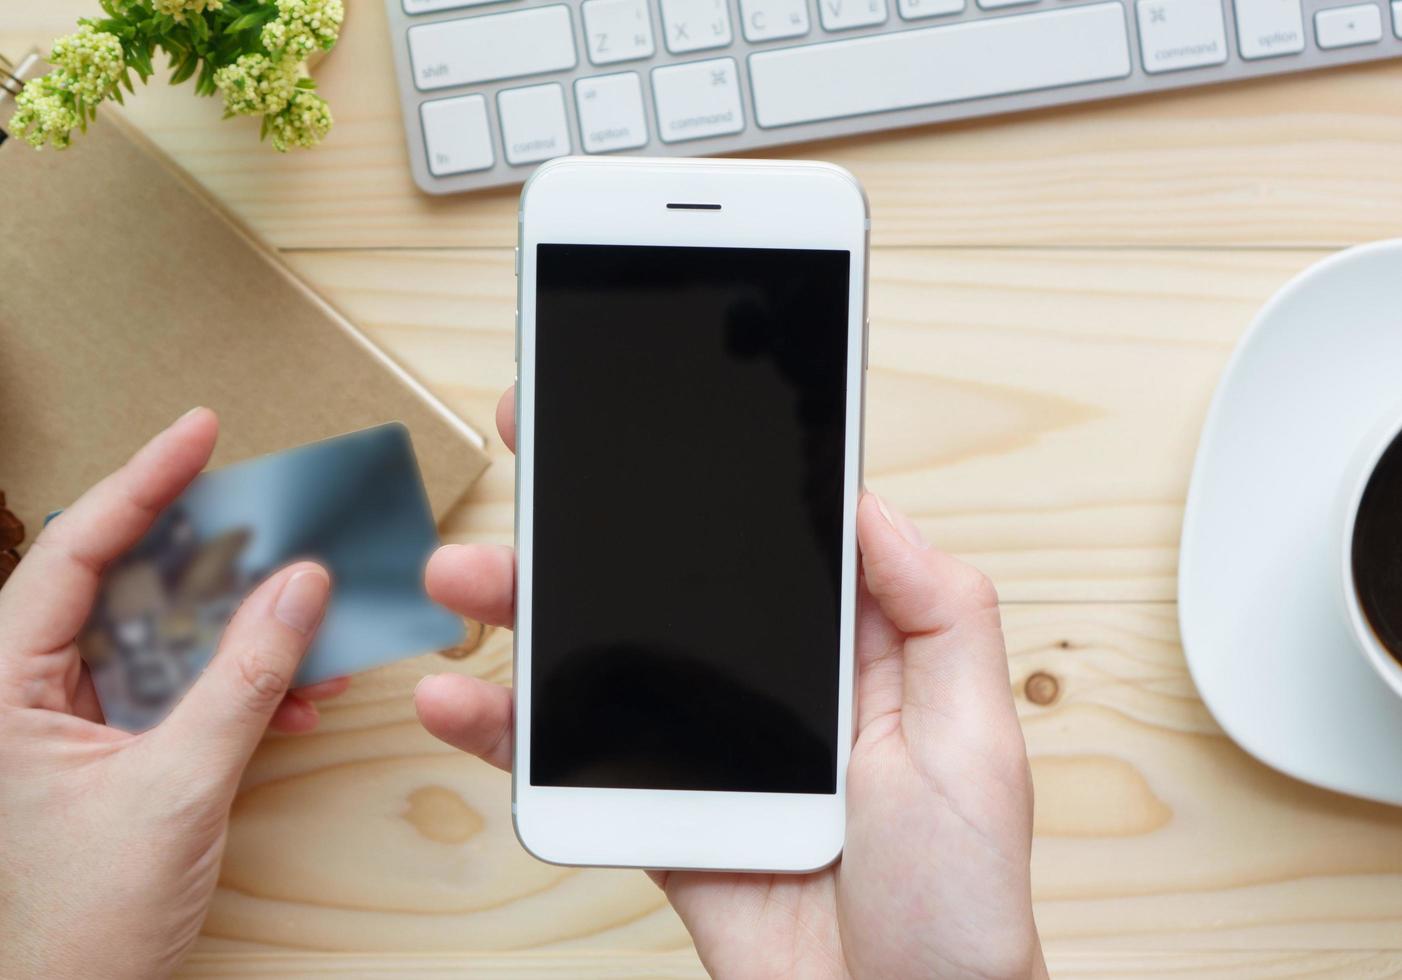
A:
408 6 578 91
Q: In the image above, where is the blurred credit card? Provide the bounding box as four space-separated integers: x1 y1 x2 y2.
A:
80 423 464 732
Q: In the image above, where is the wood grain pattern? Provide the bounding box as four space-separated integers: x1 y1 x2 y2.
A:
284 246 1326 601
1048 952 1402 978
212 246 1402 971
176 949 1402 978
181 950 710 977
6 2 1402 250
1009 605 1402 950
205 630 690 955
7 2 1402 973
168 603 1402 972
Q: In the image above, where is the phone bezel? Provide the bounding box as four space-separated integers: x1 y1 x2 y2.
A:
513 156 869 872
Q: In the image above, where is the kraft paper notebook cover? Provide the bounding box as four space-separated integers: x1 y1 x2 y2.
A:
0 52 489 545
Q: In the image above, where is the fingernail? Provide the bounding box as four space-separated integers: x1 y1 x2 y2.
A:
874 493 927 548
414 674 437 697
874 493 897 528
174 406 206 426
275 568 330 634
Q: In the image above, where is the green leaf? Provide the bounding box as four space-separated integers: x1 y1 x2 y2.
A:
128 46 154 79
211 37 242 66
169 50 198 85
194 59 216 97
226 11 269 32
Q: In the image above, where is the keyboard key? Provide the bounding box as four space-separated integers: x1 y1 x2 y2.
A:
749 3 1130 128
576 72 650 151
407 6 577 91
898 0 965 18
498 83 570 164
583 0 656 64
1314 3 1382 45
420 95 494 176
652 57 745 142
1137 0 1228 73
818 0 889 29
977 0 1037 9
741 0 812 40
660 0 734 52
1394 0 1402 35
402 0 509 14
1233 0 1305 57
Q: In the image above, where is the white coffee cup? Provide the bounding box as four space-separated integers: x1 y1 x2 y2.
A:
1338 407 1402 699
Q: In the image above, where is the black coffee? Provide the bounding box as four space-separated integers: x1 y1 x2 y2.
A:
1353 429 1402 663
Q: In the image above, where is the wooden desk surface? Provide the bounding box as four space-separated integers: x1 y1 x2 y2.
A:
6 2 1402 975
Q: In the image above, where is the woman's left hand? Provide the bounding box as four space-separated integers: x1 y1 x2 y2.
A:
0 409 346 980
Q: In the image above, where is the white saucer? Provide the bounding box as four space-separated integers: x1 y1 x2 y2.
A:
1180 239 1402 806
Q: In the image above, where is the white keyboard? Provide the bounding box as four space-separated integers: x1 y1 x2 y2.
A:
385 0 1402 194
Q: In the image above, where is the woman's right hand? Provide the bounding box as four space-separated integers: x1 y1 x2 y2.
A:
415 386 1045 979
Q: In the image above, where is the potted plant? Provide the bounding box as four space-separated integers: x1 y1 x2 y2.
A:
11 0 344 152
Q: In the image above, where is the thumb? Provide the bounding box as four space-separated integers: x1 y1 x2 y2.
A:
156 562 330 780
858 494 1015 730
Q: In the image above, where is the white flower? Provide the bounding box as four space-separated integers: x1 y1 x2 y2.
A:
9 74 82 149
15 0 341 154
49 25 125 107
10 26 124 149
266 89 333 151
272 0 344 54
260 20 315 61
214 52 299 116
153 0 224 20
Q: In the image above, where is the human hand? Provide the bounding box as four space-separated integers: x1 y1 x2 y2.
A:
415 388 1046 979
0 409 348 980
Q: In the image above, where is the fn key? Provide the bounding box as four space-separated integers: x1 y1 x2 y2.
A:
421 94 495 176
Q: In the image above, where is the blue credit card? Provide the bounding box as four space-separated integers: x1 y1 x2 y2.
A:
80 423 464 732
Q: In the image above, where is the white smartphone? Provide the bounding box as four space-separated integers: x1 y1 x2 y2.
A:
513 157 868 872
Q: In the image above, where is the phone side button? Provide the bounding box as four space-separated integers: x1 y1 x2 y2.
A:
863 318 869 370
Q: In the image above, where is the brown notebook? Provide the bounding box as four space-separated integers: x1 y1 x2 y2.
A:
0 52 489 547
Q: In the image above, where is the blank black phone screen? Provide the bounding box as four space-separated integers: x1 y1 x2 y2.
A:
530 243 851 795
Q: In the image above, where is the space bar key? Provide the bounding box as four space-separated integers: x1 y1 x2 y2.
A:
748 2 1132 128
